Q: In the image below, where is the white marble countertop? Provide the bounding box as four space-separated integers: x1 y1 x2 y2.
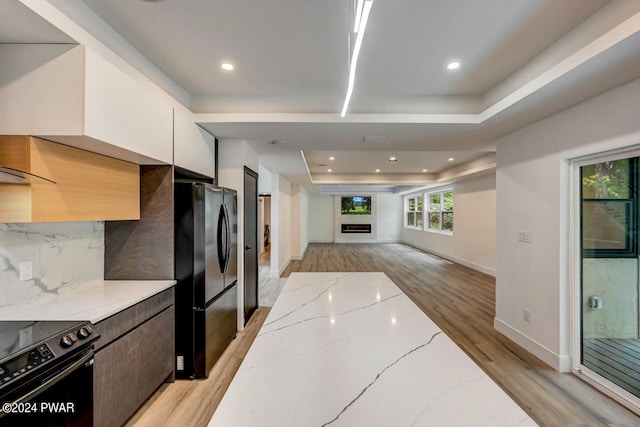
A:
209 272 537 427
0 280 176 323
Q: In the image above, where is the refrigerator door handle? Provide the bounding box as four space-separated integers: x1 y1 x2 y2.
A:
222 203 231 274
217 204 226 272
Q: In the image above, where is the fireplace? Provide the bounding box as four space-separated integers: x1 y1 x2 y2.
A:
341 224 371 234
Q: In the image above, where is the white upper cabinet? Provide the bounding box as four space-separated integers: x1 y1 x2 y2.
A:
0 44 173 165
173 106 216 178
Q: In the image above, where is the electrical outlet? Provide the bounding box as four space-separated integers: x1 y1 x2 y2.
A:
518 230 531 243
19 261 33 281
524 308 531 322
176 355 184 371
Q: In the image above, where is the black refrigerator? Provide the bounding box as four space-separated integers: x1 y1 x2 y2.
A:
174 182 238 379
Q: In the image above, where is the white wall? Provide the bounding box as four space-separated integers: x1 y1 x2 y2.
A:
401 174 497 275
217 139 259 330
258 164 272 195
376 193 403 243
275 175 292 276
268 174 293 277
309 196 335 242
290 185 302 259
495 77 640 372
308 194 401 243
290 184 309 260
301 189 309 255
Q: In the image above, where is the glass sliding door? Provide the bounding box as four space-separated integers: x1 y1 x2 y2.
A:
580 155 640 405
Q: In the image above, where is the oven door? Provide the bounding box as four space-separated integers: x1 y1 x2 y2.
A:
0 347 94 426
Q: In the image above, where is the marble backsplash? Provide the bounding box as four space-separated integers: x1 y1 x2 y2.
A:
0 222 104 309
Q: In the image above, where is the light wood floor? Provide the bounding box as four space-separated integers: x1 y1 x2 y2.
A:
129 243 640 426
126 307 270 427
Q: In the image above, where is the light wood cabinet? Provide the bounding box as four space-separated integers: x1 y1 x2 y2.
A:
0 136 139 223
0 44 173 165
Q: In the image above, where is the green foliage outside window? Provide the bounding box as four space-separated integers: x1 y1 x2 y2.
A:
405 191 453 232
582 159 632 199
581 158 637 258
428 190 454 232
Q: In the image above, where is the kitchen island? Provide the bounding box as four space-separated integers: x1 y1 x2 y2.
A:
209 272 537 426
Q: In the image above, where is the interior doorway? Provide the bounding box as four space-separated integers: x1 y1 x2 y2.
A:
258 194 271 255
243 167 258 323
257 194 282 306
575 151 640 413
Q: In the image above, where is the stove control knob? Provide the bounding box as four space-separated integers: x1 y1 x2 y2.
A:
60 335 74 348
77 326 93 339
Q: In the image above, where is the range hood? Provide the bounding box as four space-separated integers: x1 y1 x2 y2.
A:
0 166 56 184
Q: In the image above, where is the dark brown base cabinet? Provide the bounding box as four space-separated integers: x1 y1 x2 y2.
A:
93 288 175 427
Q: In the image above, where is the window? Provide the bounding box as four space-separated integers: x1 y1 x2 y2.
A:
428 190 453 233
581 157 637 257
405 195 423 229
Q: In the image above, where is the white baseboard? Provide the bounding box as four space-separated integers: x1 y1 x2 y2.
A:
450 256 495 277
403 243 496 277
494 317 572 372
278 257 291 277
291 243 308 261
308 239 401 244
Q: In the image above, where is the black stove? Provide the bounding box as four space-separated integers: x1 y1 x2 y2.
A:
0 320 98 426
0 321 96 390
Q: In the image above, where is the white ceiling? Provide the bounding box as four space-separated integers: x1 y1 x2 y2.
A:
5 0 640 193
0 1 74 43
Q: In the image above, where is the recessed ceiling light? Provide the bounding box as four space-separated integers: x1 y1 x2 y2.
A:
329 156 335 161
422 169 428 173
389 157 397 162
328 169 333 172
448 157 454 161
375 169 381 173
447 61 461 70
221 62 234 71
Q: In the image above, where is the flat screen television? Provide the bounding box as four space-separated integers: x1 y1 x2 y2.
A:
341 196 371 215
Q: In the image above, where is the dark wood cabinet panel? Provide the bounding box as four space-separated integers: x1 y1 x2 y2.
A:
105 165 174 280
93 288 174 352
93 288 175 427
